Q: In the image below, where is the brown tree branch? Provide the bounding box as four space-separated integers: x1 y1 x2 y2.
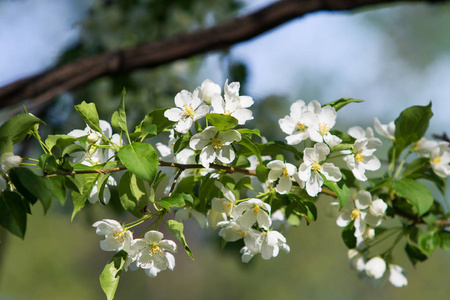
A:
0 0 444 112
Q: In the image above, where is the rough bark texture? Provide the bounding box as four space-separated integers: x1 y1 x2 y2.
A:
0 0 444 110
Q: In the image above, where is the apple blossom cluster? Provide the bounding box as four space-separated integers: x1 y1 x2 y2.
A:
2 78 450 300
93 219 177 278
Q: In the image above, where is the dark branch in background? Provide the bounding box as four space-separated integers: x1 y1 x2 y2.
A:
433 132 450 143
0 0 445 112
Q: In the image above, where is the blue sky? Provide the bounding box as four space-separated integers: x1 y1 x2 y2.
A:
1 0 449 133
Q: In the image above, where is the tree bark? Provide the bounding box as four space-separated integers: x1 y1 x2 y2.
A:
0 0 444 110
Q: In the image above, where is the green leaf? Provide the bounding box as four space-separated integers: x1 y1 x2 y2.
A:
157 194 185 210
323 180 350 210
74 101 102 133
45 135 77 154
118 171 147 218
418 231 440 256
9 167 53 212
238 135 262 164
173 132 191 155
323 98 363 112
392 178 433 216
180 193 194 205
47 176 67 205
288 194 317 225
132 108 175 140
71 173 100 220
0 113 44 144
0 191 28 239
166 220 194 260
405 243 428 266
117 142 158 182
342 222 356 249
237 128 261 138
0 137 13 157
439 232 450 251
256 164 269 183
111 88 128 134
394 103 433 156
206 113 238 131
401 157 430 179
100 250 127 300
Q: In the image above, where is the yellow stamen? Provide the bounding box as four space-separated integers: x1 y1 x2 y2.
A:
149 243 162 256
351 209 360 220
253 205 261 215
282 168 289 177
319 124 331 136
224 110 232 115
296 122 306 131
431 157 441 164
311 162 321 172
355 153 365 162
113 230 125 243
182 104 195 117
212 137 225 149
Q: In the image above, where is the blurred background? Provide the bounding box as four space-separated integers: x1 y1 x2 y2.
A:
1 0 450 299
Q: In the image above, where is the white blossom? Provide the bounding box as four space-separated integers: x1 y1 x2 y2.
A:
429 141 450 178
267 160 296 194
1 152 22 173
365 257 386 279
298 143 342 197
92 219 133 252
337 190 387 239
164 88 209 133
307 101 342 146
347 249 365 272
131 231 177 277
174 207 207 229
189 126 241 168
388 264 408 287
260 230 290 260
198 79 221 105
412 137 438 157
211 181 237 218
343 136 382 181
234 198 272 230
278 100 316 145
374 118 395 140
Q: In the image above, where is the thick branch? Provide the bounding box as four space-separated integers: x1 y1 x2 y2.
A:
0 0 443 111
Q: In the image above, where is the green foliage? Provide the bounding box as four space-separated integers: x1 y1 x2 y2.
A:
391 178 433 216
74 101 102 133
0 191 28 239
166 220 194 260
117 142 158 182
323 98 363 111
100 250 128 300
394 103 433 157
206 113 238 131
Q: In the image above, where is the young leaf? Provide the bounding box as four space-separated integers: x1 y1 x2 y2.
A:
156 194 185 210
0 191 28 239
323 180 350 210
256 164 269 183
440 232 450 251
392 178 433 216
238 135 262 164
111 88 128 134
117 142 158 182
100 250 127 300
71 173 100 220
418 231 440 256
118 171 146 218
166 220 194 260
236 128 262 138
0 113 44 144
323 98 363 111
405 243 428 266
342 222 356 249
206 113 238 131
9 167 53 212
74 101 102 133
394 103 433 156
